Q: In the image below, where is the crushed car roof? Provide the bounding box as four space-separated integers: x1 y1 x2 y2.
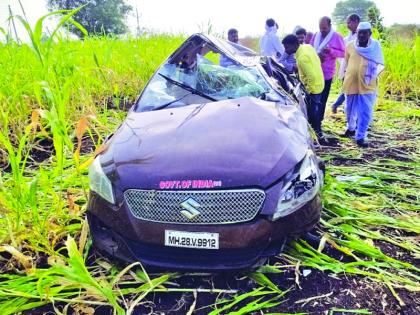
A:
168 33 261 67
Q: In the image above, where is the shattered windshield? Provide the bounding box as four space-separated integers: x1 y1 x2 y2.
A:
136 37 285 112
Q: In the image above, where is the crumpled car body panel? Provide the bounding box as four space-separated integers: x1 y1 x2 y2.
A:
108 97 308 190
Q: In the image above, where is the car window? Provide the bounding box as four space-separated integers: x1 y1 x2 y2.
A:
136 48 284 112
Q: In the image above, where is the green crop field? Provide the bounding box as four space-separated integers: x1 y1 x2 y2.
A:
0 11 419 315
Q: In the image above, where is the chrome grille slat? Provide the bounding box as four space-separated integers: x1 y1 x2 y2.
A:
124 189 266 224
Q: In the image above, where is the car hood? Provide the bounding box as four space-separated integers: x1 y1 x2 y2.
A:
105 97 310 191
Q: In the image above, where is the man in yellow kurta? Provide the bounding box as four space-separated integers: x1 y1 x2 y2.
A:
282 34 325 142
342 22 384 147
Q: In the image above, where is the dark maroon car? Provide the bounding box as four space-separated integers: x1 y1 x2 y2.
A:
87 34 323 271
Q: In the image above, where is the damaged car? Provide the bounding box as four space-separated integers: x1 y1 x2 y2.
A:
87 33 324 270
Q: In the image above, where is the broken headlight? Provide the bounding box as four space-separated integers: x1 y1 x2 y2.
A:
271 151 321 220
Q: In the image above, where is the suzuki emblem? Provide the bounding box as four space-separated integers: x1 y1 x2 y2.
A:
180 198 201 219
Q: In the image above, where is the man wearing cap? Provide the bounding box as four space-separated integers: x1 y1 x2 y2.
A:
342 22 385 147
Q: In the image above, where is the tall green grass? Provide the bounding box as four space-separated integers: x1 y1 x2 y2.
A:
380 35 420 99
0 10 419 314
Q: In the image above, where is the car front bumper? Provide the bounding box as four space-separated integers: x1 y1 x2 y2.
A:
87 193 321 271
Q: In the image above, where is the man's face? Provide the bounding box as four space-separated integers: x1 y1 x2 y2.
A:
284 43 298 55
319 20 331 37
357 29 371 46
296 34 306 44
228 32 239 43
347 19 359 33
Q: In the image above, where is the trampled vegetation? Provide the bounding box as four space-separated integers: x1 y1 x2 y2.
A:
0 13 419 315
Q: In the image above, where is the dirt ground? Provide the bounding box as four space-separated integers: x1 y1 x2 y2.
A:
21 250 419 315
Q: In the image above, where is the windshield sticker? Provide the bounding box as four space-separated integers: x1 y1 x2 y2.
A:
159 180 222 190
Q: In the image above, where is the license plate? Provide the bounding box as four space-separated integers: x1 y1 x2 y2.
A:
165 230 219 249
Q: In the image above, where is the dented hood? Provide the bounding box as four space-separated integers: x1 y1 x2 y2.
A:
104 97 309 191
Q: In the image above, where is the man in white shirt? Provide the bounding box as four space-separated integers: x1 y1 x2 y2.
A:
331 14 360 113
260 18 284 62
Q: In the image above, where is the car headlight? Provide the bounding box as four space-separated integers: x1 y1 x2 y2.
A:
89 157 115 204
271 151 321 220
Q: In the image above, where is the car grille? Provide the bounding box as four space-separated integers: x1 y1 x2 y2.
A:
124 189 266 224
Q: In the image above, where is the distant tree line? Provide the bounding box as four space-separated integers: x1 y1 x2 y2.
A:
333 1 420 41
332 0 414 40
332 0 376 24
332 0 385 31
47 0 132 38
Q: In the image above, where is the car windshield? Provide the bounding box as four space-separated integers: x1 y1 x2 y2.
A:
136 38 285 112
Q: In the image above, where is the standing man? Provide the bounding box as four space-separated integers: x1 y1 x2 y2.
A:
305 32 314 44
310 16 345 129
282 34 325 141
220 28 239 67
227 28 239 43
332 14 361 113
342 22 384 147
296 28 307 45
260 18 285 62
